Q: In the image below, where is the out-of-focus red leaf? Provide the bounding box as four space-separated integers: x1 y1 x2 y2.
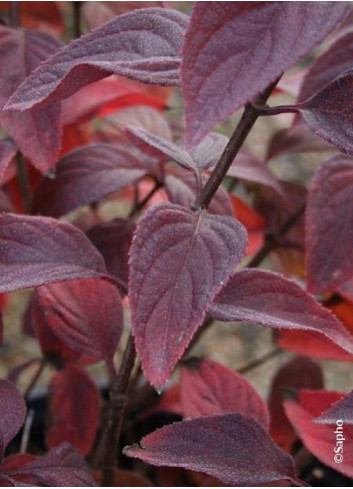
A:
268 357 324 452
3 442 96 486
1 453 36 472
227 151 284 196
165 170 233 216
299 31 353 102
152 383 183 416
298 71 353 155
46 366 101 456
82 1 165 31
315 389 353 424
124 414 300 486
180 358 269 427
0 380 26 454
275 70 307 98
284 390 353 478
0 2 64 34
266 125 334 161
0 138 17 185
306 155 353 294
0 213 109 294
229 195 265 255
32 143 153 218
181 2 348 146
6 8 189 112
34 278 123 367
94 468 152 486
87 218 135 286
129 203 247 388
0 27 62 172
210 269 353 355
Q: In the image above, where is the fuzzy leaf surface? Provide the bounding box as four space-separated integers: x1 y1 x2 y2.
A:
6 8 189 112
315 389 353 425
129 203 247 388
124 414 298 486
0 380 26 454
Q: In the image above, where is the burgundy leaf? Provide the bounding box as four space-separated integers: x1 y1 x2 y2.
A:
269 357 324 451
0 27 62 172
227 151 284 196
0 138 17 185
4 442 96 486
32 143 151 218
181 2 349 145
306 155 353 294
5 8 189 112
299 71 353 155
299 31 353 102
315 389 353 425
87 218 135 285
124 414 299 486
129 202 247 388
284 390 353 478
209 269 353 355
0 380 26 452
181 358 269 427
165 170 233 216
46 366 101 456
0 213 109 293
33 278 123 367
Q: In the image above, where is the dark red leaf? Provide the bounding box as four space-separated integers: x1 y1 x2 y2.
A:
0 138 17 185
306 155 353 294
0 27 62 172
181 2 348 145
32 143 152 217
0 213 109 294
210 269 353 355
0 2 64 35
6 8 188 112
165 170 233 216
268 357 324 451
124 414 299 486
230 195 266 255
46 366 101 456
299 71 353 155
87 218 135 286
284 390 353 478
0 380 26 453
129 203 247 388
315 389 353 425
3 442 96 486
299 31 353 102
181 358 269 427
33 278 123 367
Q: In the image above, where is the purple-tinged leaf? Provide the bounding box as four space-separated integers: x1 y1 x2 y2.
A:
124 414 299 486
315 389 353 425
181 358 269 427
3 442 96 486
46 366 101 456
299 71 353 155
5 8 189 112
227 151 284 196
32 143 152 218
209 269 353 355
181 2 349 145
266 125 334 161
33 278 123 367
0 27 62 172
165 170 233 216
0 380 26 453
306 155 353 294
87 218 135 286
129 203 247 388
299 31 353 102
0 138 17 185
127 127 229 172
0 213 108 293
